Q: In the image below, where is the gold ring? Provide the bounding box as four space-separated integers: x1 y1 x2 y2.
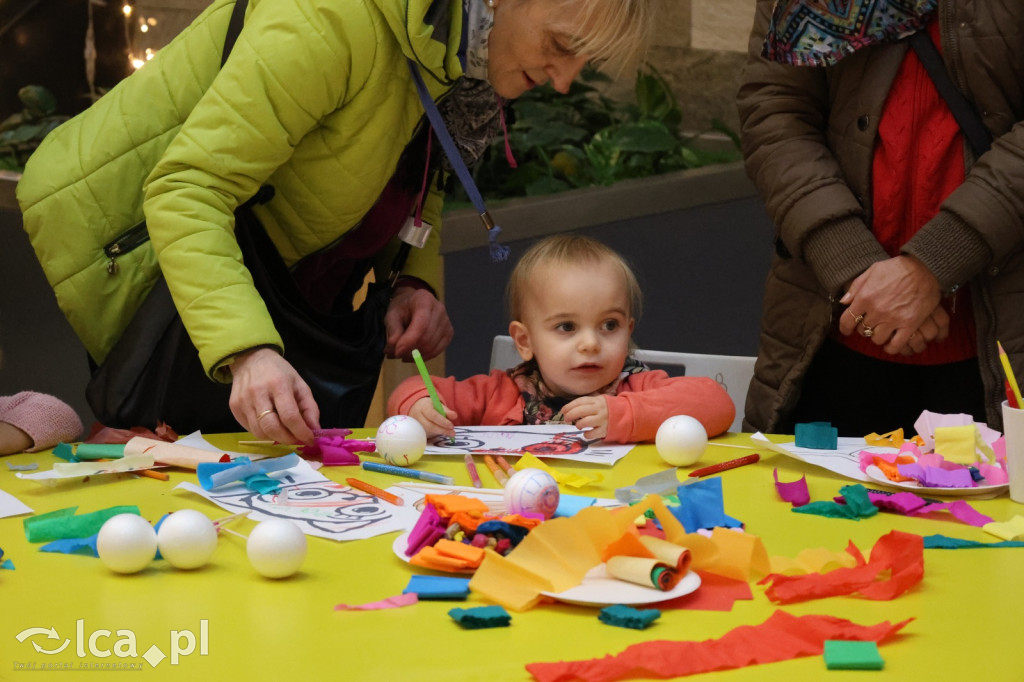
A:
256 408 276 421
847 309 865 325
862 325 875 338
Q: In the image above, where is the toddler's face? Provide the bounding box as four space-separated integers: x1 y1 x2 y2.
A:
513 260 633 398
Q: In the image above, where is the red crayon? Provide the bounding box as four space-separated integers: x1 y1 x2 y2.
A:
1007 380 1020 409
688 453 761 478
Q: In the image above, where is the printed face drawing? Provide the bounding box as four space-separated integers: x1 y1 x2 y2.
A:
179 457 422 541
426 426 619 463
209 479 394 534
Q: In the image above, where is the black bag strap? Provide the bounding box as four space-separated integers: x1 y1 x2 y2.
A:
221 0 249 67
908 30 993 157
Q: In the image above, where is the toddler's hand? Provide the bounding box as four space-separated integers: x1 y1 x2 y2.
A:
561 396 609 441
408 397 457 439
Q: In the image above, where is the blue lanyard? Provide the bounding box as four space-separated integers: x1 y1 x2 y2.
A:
408 59 510 262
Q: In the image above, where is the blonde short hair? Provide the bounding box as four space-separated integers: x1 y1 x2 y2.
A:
563 0 658 74
506 234 643 322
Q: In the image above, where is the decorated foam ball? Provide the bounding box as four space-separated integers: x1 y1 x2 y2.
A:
655 415 708 467
503 468 560 519
246 519 307 579
157 509 218 570
375 415 427 466
97 513 158 574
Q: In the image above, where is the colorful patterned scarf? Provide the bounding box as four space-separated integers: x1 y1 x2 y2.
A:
509 356 649 425
763 0 937 67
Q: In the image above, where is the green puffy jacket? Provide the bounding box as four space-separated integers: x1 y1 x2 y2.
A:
17 0 464 381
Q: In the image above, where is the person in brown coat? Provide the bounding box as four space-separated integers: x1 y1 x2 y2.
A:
737 0 1024 436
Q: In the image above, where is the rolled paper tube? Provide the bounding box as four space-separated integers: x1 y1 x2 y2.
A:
74 443 127 460
605 556 681 591
650 566 676 591
124 437 230 470
52 453 154 476
638 535 692 574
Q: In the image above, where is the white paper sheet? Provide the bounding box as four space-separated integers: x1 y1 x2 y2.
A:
177 458 420 542
0 487 32 518
424 425 634 465
750 431 895 483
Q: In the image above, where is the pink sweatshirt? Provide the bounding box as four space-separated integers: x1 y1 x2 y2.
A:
387 369 736 443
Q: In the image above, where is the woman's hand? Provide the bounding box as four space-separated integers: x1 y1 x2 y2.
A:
838 255 945 354
561 396 610 441
228 347 320 445
384 286 453 361
897 305 951 355
408 397 457 439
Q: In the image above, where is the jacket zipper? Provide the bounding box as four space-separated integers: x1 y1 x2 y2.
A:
103 221 151 275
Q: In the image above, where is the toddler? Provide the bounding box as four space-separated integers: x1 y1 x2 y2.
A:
388 235 735 442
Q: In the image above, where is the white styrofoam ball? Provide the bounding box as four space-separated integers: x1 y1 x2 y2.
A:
97 513 158 574
375 415 427 466
655 415 708 467
246 519 307 579
503 468 560 519
157 509 218 570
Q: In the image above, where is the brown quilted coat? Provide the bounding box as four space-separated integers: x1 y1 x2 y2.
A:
737 0 1024 432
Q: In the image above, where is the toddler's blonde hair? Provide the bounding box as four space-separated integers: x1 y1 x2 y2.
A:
506 234 642 322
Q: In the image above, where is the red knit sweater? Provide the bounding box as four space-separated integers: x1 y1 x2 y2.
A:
836 19 977 365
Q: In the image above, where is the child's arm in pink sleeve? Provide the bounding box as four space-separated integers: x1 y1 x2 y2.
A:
604 373 736 442
387 371 522 426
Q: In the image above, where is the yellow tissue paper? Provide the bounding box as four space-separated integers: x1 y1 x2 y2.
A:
933 425 981 465
698 528 771 582
864 429 904 448
770 547 859 575
469 496 690 611
982 516 1024 542
515 453 603 488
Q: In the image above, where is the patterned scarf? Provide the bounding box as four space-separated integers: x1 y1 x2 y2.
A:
762 0 937 67
463 0 493 80
432 0 504 172
509 356 649 425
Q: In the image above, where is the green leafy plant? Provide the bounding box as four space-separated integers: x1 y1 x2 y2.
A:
0 86 69 172
453 64 741 203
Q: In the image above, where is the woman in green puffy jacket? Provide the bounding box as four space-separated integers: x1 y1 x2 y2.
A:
17 0 656 444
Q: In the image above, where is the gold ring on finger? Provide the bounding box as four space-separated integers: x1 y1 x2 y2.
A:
256 408 276 421
862 325 875 338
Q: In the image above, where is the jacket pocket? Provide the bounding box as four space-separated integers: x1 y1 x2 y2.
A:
103 221 150 275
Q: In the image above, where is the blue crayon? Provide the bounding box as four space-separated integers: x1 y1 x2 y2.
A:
362 460 454 486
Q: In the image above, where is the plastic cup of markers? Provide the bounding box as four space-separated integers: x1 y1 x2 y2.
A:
1002 400 1024 504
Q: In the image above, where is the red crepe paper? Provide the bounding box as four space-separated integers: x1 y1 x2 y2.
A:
759 531 923 604
653 570 753 612
525 610 912 682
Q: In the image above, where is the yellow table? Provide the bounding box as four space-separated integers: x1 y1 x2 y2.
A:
1 432 1022 681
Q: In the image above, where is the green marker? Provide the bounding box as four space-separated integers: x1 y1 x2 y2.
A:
412 349 446 418
412 349 455 445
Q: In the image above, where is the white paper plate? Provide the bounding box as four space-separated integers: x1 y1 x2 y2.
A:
864 464 1007 498
394 531 703 605
541 563 701 607
392 531 475 573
